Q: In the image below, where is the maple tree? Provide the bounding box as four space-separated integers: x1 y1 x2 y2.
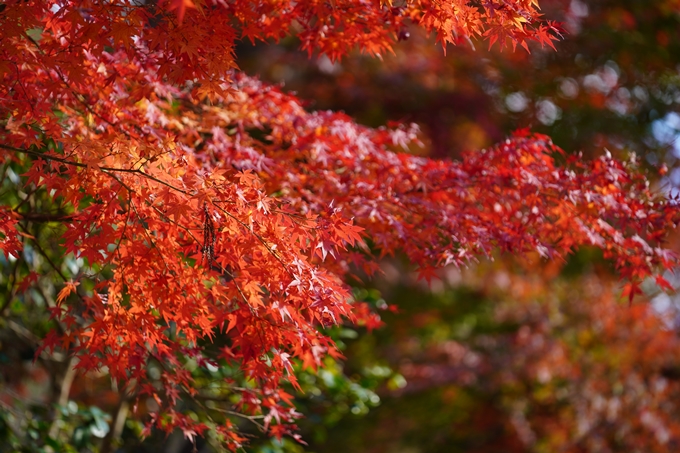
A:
270 2 680 451
0 0 679 451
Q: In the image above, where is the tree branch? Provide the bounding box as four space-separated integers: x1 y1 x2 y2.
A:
0 143 191 196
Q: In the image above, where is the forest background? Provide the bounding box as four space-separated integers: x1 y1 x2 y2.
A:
1 0 680 452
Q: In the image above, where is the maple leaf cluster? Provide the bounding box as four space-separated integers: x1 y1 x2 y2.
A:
0 0 677 448
0 0 560 113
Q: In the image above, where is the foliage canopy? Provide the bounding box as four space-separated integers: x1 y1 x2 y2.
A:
0 0 678 450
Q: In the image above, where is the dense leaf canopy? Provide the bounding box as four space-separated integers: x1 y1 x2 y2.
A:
0 0 678 450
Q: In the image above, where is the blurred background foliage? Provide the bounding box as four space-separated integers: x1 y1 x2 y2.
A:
239 0 680 167
2 0 680 451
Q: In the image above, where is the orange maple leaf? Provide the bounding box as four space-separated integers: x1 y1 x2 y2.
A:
56 280 80 305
